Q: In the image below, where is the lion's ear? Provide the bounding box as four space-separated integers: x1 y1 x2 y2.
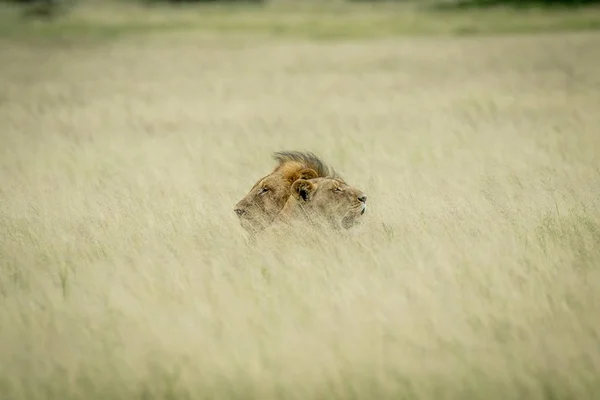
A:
291 179 315 202
298 168 318 181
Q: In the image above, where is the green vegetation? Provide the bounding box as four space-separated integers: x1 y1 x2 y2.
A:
1 1 600 42
445 0 600 8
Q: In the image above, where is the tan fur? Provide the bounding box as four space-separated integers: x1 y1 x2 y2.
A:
277 177 367 230
234 151 340 235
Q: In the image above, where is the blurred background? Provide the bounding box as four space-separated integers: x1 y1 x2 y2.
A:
2 0 600 39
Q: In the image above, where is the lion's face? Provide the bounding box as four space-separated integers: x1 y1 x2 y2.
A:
234 164 318 234
281 177 367 230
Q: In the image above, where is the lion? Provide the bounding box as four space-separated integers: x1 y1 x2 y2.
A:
234 151 341 235
276 176 368 231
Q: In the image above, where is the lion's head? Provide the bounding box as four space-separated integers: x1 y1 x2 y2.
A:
278 177 368 230
234 151 340 234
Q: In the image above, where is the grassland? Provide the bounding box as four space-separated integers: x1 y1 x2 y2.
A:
1 2 600 399
2 0 600 41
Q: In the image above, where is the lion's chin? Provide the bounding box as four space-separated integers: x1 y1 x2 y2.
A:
239 218 265 235
341 203 367 229
238 212 280 235
341 210 364 230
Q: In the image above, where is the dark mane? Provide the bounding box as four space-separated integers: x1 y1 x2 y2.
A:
273 150 342 180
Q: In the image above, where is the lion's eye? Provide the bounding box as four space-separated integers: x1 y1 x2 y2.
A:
259 187 269 195
333 187 343 193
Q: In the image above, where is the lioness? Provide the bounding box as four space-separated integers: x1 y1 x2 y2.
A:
277 177 368 231
234 151 340 234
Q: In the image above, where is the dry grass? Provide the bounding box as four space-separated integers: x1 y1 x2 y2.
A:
1 22 600 399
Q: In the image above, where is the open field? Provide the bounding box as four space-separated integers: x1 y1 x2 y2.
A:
2 1 600 41
1 4 600 399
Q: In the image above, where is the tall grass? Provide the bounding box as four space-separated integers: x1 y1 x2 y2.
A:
1 26 599 399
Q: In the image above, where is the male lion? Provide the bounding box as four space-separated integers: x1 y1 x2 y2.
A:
234 151 340 235
277 177 368 231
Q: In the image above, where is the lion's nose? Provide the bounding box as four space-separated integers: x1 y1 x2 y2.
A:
234 208 245 217
358 195 367 203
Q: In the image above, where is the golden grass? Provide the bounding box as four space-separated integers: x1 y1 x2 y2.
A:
1 26 600 399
